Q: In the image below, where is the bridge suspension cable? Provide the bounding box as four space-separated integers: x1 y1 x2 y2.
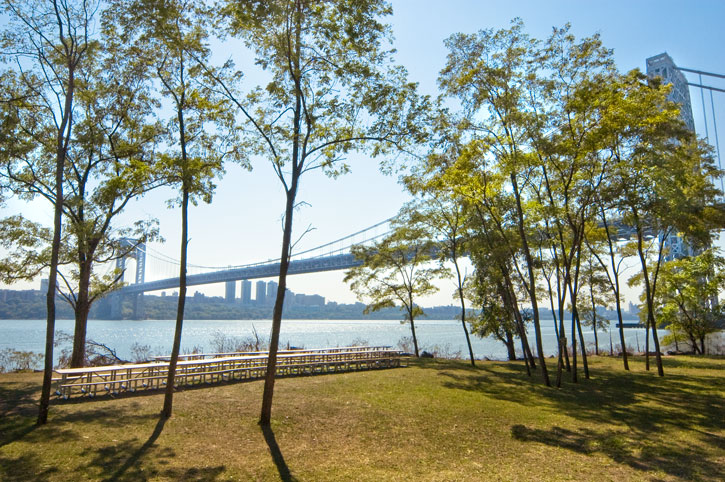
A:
134 217 395 278
676 64 724 192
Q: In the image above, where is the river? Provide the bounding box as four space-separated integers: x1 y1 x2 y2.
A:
1 318 660 367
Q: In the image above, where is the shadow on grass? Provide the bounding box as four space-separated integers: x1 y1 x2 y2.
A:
0 377 81 449
424 356 724 480
261 424 297 482
100 416 167 481
79 413 227 481
511 424 724 481
0 452 60 481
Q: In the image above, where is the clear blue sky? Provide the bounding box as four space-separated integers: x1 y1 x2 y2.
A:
2 0 724 307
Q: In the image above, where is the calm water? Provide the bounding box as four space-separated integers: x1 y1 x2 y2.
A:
0 318 659 367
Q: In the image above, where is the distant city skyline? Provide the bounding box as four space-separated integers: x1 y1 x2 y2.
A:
0 1 723 307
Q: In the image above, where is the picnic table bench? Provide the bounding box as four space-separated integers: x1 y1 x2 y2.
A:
53 347 407 400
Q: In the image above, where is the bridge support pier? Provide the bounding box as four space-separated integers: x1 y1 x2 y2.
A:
132 294 145 320
109 293 124 320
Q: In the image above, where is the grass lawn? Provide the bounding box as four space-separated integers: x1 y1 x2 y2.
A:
0 355 723 481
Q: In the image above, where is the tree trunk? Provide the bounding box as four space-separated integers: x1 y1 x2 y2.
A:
38 173 63 425
410 317 420 358
575 307 590 379
504 328 516 361
636 225 664 376
502 267 535 369
614 293 629 368
70 260 92 368
604 210 629 370
38 58 75 425
510 173 549 386
571 309 577 383
454 262 474 366
590 289 599 356
162 187 189 419
645 316 651 369
260 180 299 426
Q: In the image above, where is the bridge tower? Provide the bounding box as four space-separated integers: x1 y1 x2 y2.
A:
647 53 698 262
109 239 147 319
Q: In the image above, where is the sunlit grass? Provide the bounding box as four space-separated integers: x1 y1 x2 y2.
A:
1 355 723 481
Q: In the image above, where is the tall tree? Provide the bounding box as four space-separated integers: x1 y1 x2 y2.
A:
1 0 98 424
401 193 476 366
107 0 243 417
527 26 614 382
345 223 446 357
3 26 163 367
217 0 427 426
584 209 632 369
606 71 723 376
431 137 537 371
439 20 550 385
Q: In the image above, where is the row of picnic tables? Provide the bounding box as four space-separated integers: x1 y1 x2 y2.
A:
53 346 407 399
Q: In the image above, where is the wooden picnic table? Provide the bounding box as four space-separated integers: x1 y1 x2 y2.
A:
54 347 406 400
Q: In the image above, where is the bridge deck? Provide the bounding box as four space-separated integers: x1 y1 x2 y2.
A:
53 347 408 399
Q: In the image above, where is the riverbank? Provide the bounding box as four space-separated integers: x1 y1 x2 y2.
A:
1 355 723 480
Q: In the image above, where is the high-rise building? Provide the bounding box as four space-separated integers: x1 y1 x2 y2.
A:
241 280 252 305
285 289 295 306
225 280 236 303
266 280 278 305
255 280 266 305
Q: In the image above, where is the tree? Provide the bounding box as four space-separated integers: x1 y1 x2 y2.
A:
584 204 633 369
607 71 723 375
467 249 519 363
427 130 538 372
107 0 243 418
439 20 551 385
4 24 163 367
401 193 476 366
1 0 98 424
217 0 427 426
655 249 725 354
578 249 613 355
345 223 446 357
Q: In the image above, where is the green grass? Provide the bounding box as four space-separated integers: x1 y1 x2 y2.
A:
1 356 723 481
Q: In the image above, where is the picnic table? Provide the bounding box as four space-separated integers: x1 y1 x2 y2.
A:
53 347 407 400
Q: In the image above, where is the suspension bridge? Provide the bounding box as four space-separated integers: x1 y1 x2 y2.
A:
103 219 393 319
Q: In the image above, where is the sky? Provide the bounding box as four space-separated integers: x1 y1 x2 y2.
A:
2 0 725 307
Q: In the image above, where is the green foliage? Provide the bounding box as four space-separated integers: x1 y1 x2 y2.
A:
0 216 51 282
345 220 448 357
655 249 725 354
107 0 245 204
346 223 445 319
218 0 428 179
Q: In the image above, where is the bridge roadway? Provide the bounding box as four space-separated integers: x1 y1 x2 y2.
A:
118 252 361 295
117 216 655 296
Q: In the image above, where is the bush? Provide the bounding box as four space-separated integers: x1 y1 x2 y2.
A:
0 348 43 372
210 328 267 353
